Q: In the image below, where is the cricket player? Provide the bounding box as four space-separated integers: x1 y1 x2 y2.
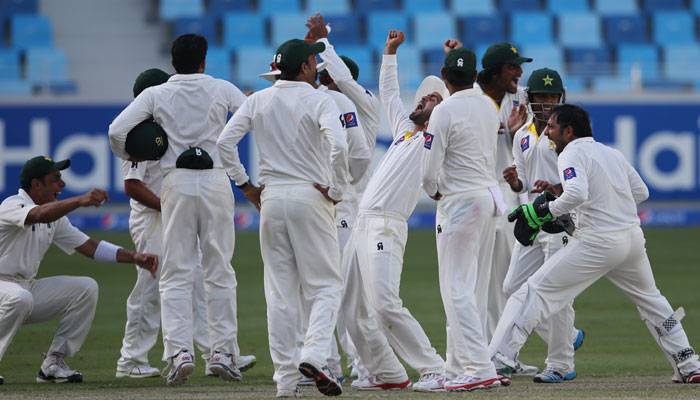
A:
108 34 246 386
421 47 504 391
0 156 157 385
217 38 349 397
490 104 700 385
501 68 580 383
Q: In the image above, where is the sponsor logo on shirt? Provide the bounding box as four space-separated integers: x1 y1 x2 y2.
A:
394 131 413 145
423 132 434 149
563 167 577 181
343 112 358 128
520 136 530 152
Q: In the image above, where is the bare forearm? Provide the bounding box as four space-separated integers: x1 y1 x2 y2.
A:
125 180 161 211
25 197 82 225
116 248 136 264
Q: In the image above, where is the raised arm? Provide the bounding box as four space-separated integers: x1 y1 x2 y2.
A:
380 30 413 139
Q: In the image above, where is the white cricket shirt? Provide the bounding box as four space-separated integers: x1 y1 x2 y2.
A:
108 73 247 175
512 119 559 202
217 80 349 201
120 160 163 217
0 190 89 281
550 137 649 234
421 87 500 198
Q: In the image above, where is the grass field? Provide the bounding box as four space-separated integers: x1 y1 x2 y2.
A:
1 228 700 399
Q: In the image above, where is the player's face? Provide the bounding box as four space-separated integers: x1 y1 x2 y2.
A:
530 93 562 122
498 63 523 94
544 114 567 154
33 171 65 204
409 91 443 125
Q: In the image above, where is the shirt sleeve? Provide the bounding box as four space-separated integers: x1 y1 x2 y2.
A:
379 54 413 139
52 217 90 255
317 94 349 201
624 156 649 204
108 88 156 160
342 98 372 184
549 148 589 217
121 160 147 181
511 128 529 194
0 199 36 228
226 82 248 114
217 96 253 186
421 104 450 197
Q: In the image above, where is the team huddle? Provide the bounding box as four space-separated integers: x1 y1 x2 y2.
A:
1 12 699 396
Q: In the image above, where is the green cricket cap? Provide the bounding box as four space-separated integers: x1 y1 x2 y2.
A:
274 39 325 73
443 48 477 75
125 120 169 161
133 68 170 98
527 68 564 94
340 55 359 81
482 43 533 69
20 156 70 187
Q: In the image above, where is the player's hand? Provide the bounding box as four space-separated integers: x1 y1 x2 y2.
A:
134 252 158 278
239 181 264 211
531 180 563 196
305 13 328 42
443 39 462 54
507 104 528 135
385 30 405 54
79 189 109 207
313 183 341 205
503 165 523 192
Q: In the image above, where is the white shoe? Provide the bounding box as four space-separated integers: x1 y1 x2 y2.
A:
164 350 194 386
412 372 446 392
513 360 539 376
115 365 160 378
444 375 500 392
276 386 302 398
350 375 412 391
37 354 82 383
208 351 242 381
238 354 257 372
298 362 343 396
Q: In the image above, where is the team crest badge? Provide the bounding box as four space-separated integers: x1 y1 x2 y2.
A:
520 136 530 151
563 167 577 180
343 112 358 128
423 132 434 149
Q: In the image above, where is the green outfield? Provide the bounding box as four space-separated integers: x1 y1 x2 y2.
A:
1 228 699 399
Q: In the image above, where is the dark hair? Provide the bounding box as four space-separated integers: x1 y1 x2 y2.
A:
551 104 593 138
441 68 474 87
476 64 502 86
279 67 302 80
171 34 207 74
20 175 45 191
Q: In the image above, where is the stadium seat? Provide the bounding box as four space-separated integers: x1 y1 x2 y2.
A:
561 75 587 92
643 0 685 11
159 0 204 20
395 45 422 88
223 13 265 49
521 45 564 75
25 47 70 84
0 49 21 80
644 79 688 92
0 79 33 96
566 47 612 78
234 47 274 90
270 14 307 47
653 12 695 45
10 14 52 49
305 0 349 14
591 76 633 93
693 0 700 14
324 15 362 45
355 0 399 13
558 13 601 47
404 0 445 14
511 12 553 45
460 15 505 46
618 44 659 80
664 45 700 82
173 16 217 46
336 46 376 88
414 13 455 49
422 48 444 76
499 0 541 11
604 15 647 44
367 12 408 48
451 0 494 15
208 0 253 13
259 0 300 14
205 47 231 81
594 0 637 15
547 0 587 13
0 0 38 19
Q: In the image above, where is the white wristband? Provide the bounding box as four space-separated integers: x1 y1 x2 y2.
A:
95 240 121 263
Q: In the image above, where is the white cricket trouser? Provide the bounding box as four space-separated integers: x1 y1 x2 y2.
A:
486 183 518 341
355 211 445 375
260 184 344 391
437 191 497 379
503 232 576 372
490 226 700 376
160 168 238 360
0 276 98 361
117 211 210 369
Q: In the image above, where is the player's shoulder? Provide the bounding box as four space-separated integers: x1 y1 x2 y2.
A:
0 193 21 208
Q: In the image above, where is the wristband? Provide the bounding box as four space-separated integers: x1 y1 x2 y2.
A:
95 240 121 263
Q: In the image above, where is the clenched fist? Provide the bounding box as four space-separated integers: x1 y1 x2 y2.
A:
134 253 158 278
503 165 523 192
385 30 405 54
79 189 109 207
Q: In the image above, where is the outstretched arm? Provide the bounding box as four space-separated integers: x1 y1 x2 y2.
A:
75 238 158 278
25 189 108 225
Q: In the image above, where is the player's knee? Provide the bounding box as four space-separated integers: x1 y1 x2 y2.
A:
80 277 99 304
10 289 34 315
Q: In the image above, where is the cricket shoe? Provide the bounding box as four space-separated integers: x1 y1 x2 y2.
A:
298 362 343 396
573 329 586 351
276 386 302 398
0 375 4 385
36 354 83 383
412 372 446 392
444 375 501 392
164 350 195 386
498 374 512 387
351 375 411 391
208 351 242 381
206 354 256 376
682 370 700 383
533 368 577 383
513 360 539 376
115 365 160 378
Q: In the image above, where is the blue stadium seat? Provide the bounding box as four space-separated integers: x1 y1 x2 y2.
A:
208 0 253 14
521 45 564 75
367 12 408 48
594 0 637 15
591 76 633 93
664 45 700 82
0 79 33 96
644 79 688 92
355 0 399 13
270 14 308 47
223 13 265 49
11 14 52 49
460 15 505 45
404 0 445 14
511 12 553 45
0 0 38 20
693 0 700 14
336 46 376 88
205 47 231 81
414 13 455 49
562 75 586 92
643 0 685 11
499 0 541 11
604 15 647 44
547 0 587 13
618 44 659 80
325 15 362 45
233 47 274 90
0 49 21 80
173 16 217 45
259 0 300 14
653 12 695 45
159 0 204 20
422 48 444 76
558 13 601 47
25 47 70 84
305 0 349 14
395 45 422 88
566 47 612 78
451 0 494 15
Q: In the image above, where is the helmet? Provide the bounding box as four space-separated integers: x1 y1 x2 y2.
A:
526 68 565 123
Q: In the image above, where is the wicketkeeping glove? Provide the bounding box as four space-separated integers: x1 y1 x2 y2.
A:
541 213 576 236
522 192 555 228
508 205 540 246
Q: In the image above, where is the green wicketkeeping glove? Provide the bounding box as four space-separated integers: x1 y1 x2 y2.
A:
508 205 540 246
523 192 555 228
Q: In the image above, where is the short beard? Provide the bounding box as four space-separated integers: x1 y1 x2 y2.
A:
409 110 428 125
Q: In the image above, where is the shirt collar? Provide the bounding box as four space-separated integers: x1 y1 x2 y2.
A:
569 137 595 146
18 189 36 205
168 73 211 82
274 80 315 89
449 87 481 99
